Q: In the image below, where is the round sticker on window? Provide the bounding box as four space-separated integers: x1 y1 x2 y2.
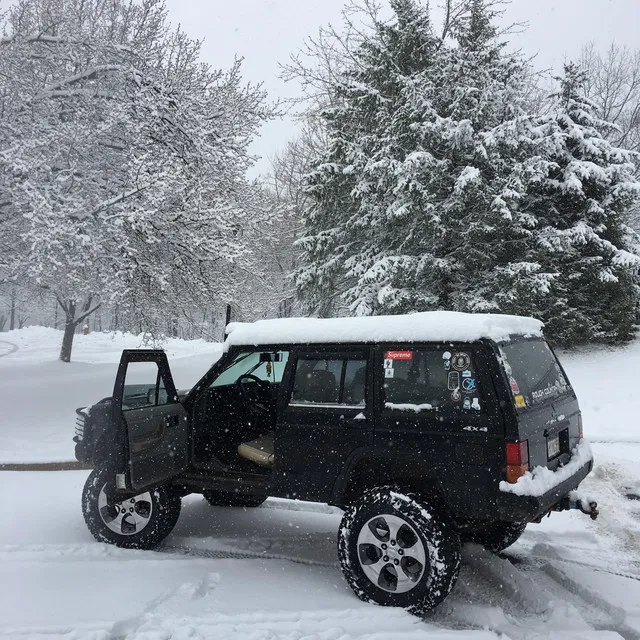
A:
462 378 477 393
451 352 471 371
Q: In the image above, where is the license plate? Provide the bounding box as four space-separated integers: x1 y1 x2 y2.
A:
547 434 560 459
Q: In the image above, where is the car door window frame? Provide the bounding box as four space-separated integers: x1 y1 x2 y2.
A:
287 349 369 410
375 343 501 433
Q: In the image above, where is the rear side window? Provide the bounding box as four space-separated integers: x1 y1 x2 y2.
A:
383 348 483 412
291 356 367 406
500 339 571 409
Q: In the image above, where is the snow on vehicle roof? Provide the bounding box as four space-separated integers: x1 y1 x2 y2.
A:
224 311 543 348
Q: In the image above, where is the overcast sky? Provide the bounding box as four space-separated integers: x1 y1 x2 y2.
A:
164 0 640 176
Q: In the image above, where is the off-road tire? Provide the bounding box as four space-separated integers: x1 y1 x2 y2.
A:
461 521 527 552
203 489 267 508
82 467 181 549
337 486 461 615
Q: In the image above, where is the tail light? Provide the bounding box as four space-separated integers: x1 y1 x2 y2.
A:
505 440 529 483
578 413 583 440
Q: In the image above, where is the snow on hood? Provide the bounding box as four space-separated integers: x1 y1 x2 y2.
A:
224 311 543 348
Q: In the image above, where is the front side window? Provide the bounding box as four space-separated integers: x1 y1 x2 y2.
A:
291 356 367 407
383 348 483 412
122 361 172 410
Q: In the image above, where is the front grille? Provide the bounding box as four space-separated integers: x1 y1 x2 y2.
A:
74 409 86 442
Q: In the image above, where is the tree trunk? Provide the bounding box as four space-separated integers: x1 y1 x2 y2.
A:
59 316 76 363
9 288 16 331
57 296 101 362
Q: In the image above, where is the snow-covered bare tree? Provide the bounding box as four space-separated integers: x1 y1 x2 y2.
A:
579 42 640 230
264 117 327 318
580 43 640 155
0 0 272 360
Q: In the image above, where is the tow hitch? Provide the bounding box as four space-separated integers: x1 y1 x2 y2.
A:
551 491 599 520
570 498 599 520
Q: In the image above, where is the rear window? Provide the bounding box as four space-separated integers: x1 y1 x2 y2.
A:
499 339 572 409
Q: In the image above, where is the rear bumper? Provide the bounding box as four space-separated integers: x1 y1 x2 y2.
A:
494 458 593 522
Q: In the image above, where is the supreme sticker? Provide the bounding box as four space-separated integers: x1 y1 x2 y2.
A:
385 351 413 360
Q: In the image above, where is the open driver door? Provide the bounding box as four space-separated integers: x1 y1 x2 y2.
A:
112 350 188 492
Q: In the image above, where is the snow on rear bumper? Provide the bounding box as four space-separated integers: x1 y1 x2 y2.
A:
494 439 594 521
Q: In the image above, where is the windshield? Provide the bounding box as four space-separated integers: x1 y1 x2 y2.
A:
210 351 289 388
500 339 572 409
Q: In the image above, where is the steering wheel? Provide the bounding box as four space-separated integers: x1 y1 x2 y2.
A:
235 374 271 415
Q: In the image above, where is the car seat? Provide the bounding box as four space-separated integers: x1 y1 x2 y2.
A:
299 369 337 404
346 366 366 405
238 433 274 468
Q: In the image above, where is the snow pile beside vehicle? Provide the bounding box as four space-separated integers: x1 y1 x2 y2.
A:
225 311 543 347
499 440 594 496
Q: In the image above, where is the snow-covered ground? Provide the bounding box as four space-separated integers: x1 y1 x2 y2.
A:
0 447 639 639
1 327 640 638
0 327 222 463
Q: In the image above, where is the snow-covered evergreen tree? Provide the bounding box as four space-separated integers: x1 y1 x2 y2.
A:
296 1 640 344
296 0 534 318
513 65 640 343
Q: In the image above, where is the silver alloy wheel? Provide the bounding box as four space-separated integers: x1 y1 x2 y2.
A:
357 513 427 593
97 484 153 536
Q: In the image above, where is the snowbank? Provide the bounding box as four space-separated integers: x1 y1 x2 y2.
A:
558 338 640 443
0 325 221 364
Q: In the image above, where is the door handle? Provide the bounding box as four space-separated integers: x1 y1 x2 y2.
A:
339 412 367 424
164 415 179 428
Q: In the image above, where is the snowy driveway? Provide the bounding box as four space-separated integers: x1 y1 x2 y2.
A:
2 329 640 637
0 340 19 358
2 443 640 640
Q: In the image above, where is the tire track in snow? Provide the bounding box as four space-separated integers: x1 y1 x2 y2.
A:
430 545 639 640
541 561 640 640
160 543 339 568
0 340 18 358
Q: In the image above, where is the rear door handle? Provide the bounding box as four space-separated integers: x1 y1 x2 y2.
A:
339 412 367 423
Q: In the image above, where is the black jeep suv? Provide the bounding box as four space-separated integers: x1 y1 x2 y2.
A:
75 311 595 615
